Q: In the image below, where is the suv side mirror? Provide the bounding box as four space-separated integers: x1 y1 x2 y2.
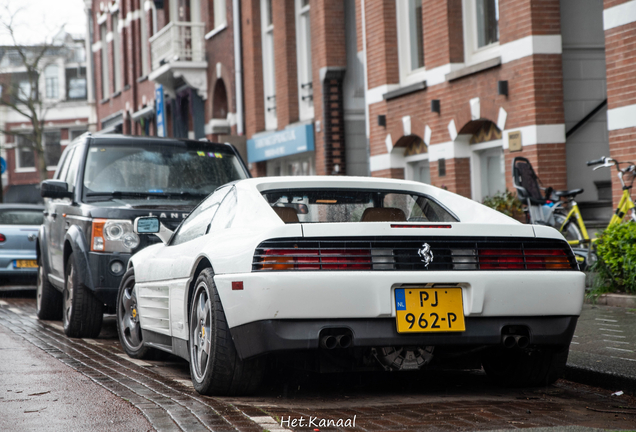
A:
134 216 173 244
41 180 73 199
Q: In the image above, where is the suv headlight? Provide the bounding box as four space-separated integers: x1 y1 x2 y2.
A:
91 219 140 252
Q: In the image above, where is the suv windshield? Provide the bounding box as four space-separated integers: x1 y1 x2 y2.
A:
82 142 247 200
262 189 458 223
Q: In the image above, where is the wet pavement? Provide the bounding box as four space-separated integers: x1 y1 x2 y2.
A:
566 304 636 394
2 290 636 431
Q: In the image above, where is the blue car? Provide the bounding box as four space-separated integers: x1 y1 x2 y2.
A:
0 204 44 282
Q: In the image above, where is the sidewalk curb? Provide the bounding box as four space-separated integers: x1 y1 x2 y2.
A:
584 293 636 308
564 364 636 396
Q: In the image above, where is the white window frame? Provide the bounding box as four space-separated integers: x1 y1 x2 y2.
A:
213 0 227 29
295 0 314 121
44 64 60 100
261 0 277 131
43 131 62 171
112 12 123 93
470 139 504 202
15 135 36 173
462 0 500 66
396 0 426 86
140 2 150 77
100 23 110 99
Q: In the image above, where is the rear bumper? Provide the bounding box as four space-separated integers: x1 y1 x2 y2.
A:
230 316 579 359
0 253 37 275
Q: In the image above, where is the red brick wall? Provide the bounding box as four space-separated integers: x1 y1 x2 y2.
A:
363 0 399 88
310 0 347 175
241 0 265 136
604 3 636 206
423 0 463 68
273 0 299 128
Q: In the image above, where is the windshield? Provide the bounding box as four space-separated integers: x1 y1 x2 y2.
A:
262 189 458 223
0 209 44 225
82 142 247 200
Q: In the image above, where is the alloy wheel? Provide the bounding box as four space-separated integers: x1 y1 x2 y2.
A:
190 282 212 382
119 280 143 350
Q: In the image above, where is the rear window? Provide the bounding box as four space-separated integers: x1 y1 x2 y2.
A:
0 210 44 225
262 189 457 223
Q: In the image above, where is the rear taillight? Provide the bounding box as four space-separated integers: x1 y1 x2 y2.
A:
0 233 5 242
259 249 372 270
479 249 571 270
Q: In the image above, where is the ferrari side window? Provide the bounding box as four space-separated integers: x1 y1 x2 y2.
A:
208 186 237 233
171 187 230 245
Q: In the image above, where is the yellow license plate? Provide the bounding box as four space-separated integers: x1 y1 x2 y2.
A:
15 260 37 268
395 287 465 333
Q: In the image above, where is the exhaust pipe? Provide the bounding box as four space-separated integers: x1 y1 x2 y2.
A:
515 335 529 349
320 335 337 349
337 334 352 349
502 335 516 349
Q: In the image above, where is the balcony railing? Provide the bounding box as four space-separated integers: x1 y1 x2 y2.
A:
149 21 205 71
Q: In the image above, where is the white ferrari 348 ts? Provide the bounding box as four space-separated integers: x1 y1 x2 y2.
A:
116 177 585 395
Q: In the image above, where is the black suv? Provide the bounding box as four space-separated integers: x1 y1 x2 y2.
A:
36 134 249 337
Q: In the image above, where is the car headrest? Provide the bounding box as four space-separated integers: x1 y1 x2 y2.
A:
360 207 407 222
272 206 299 224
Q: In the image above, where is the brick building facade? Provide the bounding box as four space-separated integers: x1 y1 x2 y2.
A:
86 0 636 212
89 0 246 159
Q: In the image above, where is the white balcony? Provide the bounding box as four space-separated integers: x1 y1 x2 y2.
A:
149 21 207 99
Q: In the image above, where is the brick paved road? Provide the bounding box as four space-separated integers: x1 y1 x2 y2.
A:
1 293 636 432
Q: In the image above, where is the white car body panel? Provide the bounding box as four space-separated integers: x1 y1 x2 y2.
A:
127 176 585 348
213 271 585 329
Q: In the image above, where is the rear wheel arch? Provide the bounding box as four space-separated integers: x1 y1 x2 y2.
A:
187 257 215 316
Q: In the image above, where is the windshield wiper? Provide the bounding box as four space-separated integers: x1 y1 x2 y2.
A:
85 191 208 200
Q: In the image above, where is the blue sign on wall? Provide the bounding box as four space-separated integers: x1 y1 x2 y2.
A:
0 157 6 175
247 123 315 163
155 85 166 137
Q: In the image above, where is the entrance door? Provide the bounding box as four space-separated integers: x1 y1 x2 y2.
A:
408 159 431 184
471 144 505 202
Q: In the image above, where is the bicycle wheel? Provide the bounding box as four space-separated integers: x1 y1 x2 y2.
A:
553 214 584 244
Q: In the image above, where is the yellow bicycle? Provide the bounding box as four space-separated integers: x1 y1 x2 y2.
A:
513 156 635 269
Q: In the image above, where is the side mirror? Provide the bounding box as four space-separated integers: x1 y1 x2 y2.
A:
134 216 160 233
133 216 173 244
41 180 73 199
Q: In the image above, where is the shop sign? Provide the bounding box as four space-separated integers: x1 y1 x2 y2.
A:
247 124 314 163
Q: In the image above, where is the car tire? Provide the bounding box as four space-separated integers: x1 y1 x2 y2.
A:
482 344 570 387
188 268 264 396
116 268 161 359
36 263 62 320
62 252 103 338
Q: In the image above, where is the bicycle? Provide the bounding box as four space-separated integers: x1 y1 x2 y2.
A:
512 156 636 270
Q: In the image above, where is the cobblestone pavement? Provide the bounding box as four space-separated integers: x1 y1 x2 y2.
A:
2 294 636 432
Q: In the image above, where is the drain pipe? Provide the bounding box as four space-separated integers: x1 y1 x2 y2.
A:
233 0 244 135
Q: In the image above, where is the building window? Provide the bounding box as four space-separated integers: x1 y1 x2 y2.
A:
44 64 59 99
112 13 123 93
66 67 87 100
463 0 500 65
261 0 277 130
16 135 35 170
295 0 313 121
70 129 88 141
396 0 425 85
214 0 226 29
100 23 110 99
18 80 34 101
140 4 150 76
44 131 62 168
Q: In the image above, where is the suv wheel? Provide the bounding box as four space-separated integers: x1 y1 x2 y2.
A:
63 252 104 338
36 262 62 320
